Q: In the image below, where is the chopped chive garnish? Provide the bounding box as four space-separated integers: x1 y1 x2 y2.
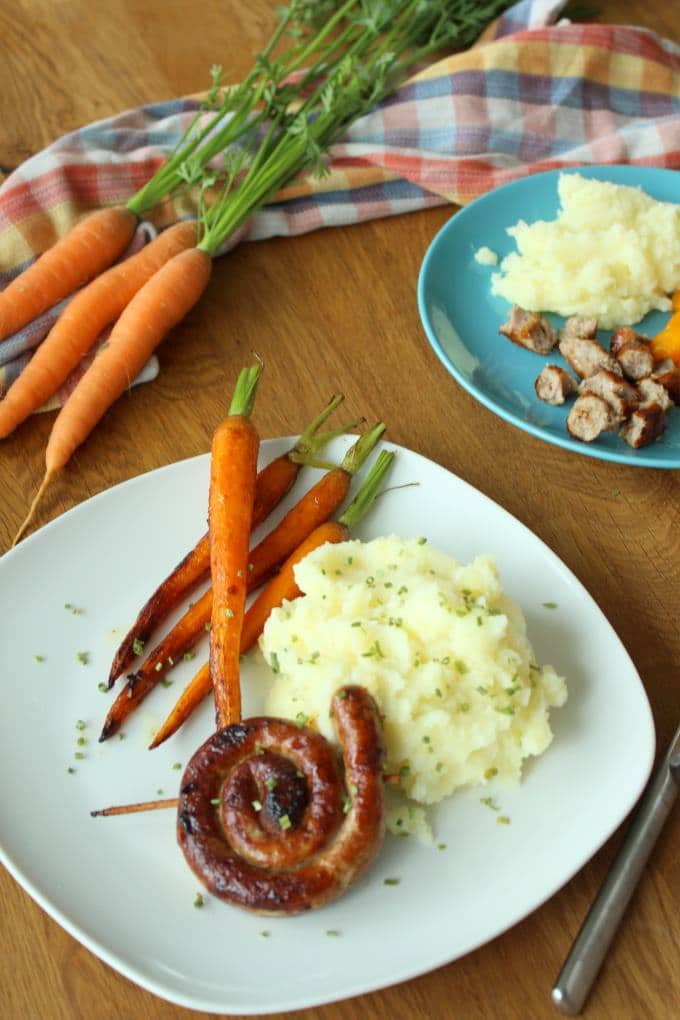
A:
270 652 280 675
154 661 163 672
265 777 277 791
76 651 89 665
183 651 196 661
252 800 263 811
279 814 292 830
295 712 309 727
260 930 270 937
497 816 511 825
542 601 558 609
383 877 401 886
325 929 340 936
437 843 447 851
172 762 182 770
484 767 498 780
67 767 76 774
193 893 204 908
132 638 144 656
210 797 221 806
480 796 500 811
33 655 45 663
76 719 86 731
74 752 85 760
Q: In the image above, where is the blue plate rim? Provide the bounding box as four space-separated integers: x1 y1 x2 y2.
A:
417 164 680 470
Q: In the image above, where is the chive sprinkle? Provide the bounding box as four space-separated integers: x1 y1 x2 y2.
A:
193 893 204 908
279 814 292 830
132 637 144 656
383 877 401 886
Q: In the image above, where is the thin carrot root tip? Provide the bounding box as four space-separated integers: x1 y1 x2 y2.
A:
12 471 54 547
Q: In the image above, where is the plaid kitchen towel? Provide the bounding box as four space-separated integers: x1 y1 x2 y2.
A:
1 0 679 403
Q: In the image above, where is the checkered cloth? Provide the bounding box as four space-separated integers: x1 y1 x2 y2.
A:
1 0 678 404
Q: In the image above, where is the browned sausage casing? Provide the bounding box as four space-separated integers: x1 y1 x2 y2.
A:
177 685 385 914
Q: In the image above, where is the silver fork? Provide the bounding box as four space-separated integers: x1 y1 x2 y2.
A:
552 721 680 1015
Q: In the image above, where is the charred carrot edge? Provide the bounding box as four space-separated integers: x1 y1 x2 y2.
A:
209 365 261 729
107 394 358 685
99 426 385 741
149 449 395 747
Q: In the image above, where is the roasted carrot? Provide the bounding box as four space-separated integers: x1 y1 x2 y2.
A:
91 798 178 818
0 220 198 439
107 394 357 685
13 247 213 546
150 449 395 747
209 365 261 728
99 425 385 741
0 207 137 343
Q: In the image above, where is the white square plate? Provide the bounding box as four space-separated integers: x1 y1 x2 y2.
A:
0 437 655 1013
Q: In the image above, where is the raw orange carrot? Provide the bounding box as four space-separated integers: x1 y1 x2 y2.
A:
0 207 137 343
107 394 356 685
209 364 261 728
149 449 394 748
99 426 385 740
13 247 212 546
0 220 198 439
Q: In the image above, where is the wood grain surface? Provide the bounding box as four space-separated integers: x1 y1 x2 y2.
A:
1 1 679 1018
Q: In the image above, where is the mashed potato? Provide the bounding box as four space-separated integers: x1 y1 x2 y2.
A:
260 537 566 834
491 173 680 328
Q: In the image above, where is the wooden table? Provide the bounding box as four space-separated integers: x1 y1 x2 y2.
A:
1 2 679 1018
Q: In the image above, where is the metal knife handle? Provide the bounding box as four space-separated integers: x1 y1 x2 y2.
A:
552 723 680 1016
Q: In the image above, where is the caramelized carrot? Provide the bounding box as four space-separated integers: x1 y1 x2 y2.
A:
0 207 137 343
107 394 355 685
209 365 261 728
0 221 198 438
99 426 385 741
12 247 213 547
149 449 394 747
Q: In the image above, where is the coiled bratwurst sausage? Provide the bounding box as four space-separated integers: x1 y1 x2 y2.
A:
177 685 385 914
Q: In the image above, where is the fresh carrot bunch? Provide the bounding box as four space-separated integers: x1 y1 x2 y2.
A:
2 0 512 543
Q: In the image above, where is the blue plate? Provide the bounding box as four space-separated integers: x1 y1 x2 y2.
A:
417 165 680 468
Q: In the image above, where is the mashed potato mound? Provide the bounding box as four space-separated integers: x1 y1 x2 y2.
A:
491 173 680 328
260 537 567 830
